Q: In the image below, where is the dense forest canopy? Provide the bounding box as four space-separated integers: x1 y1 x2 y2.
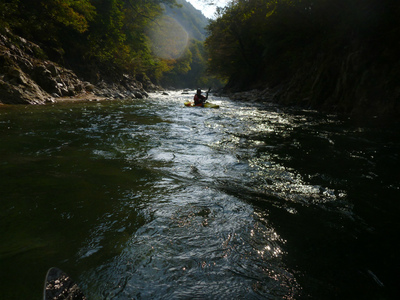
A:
163 0 209 40
206 0 400 115
146 0 223 88
0 0 219 88
2 0 399 114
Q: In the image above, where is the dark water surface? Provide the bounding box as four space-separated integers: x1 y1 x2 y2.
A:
1 92 399 299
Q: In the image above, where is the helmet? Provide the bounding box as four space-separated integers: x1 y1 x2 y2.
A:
196 88 201 94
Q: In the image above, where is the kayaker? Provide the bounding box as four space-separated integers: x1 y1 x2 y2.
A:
194 88 208 106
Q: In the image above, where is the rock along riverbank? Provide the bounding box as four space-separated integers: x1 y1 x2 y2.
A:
0 28 162 105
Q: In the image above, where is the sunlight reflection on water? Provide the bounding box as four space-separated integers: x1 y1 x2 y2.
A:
1 91 399 299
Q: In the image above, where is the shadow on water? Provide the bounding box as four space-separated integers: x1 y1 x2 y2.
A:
1 94 399 299
216 108 400 299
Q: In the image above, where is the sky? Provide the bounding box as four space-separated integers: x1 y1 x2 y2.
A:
186 0 230 19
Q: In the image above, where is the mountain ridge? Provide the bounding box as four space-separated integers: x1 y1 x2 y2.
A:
163 0 209 41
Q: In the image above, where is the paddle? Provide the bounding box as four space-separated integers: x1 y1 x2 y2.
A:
205 87 211 101
43 267 86 300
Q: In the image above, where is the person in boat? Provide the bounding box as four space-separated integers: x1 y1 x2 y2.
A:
194 88 208 106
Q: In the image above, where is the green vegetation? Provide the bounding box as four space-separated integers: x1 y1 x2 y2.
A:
0 0 219 88
206 0 400 114
163 0 208 41
153 0 225 88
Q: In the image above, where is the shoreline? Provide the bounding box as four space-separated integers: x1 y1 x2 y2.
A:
0 91 107 107
55 91 107 103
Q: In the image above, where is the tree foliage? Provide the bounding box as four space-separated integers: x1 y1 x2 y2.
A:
1 0 96 38
146 15 189 60
0 0 214 87
163 0 209 41
206 0 400 113
206 0 323 84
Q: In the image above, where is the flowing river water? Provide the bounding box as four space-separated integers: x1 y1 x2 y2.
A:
1 91 399 299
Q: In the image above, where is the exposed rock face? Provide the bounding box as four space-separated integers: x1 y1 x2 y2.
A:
0 28 159 105
0 67 52 104
0 28 86 104
93 75 150 100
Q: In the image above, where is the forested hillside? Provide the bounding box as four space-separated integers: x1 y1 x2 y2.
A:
0 0 216 91
164 0 209 41
206 0 400 116
148 0 223 87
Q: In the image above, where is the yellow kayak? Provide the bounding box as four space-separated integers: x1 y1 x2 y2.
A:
184 101 220 108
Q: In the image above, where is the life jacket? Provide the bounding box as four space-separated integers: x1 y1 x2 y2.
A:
194 94 205 105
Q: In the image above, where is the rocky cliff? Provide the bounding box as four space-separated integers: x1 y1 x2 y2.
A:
0 28 157 105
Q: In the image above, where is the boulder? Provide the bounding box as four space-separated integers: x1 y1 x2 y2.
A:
133 90 144 99
0 69 53 104
45 63 58 77
1 28 162 104
0 28 92 104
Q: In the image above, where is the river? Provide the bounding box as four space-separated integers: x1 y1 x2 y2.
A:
1 91 399 299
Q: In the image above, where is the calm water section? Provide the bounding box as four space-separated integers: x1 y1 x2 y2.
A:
0 92 399 299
